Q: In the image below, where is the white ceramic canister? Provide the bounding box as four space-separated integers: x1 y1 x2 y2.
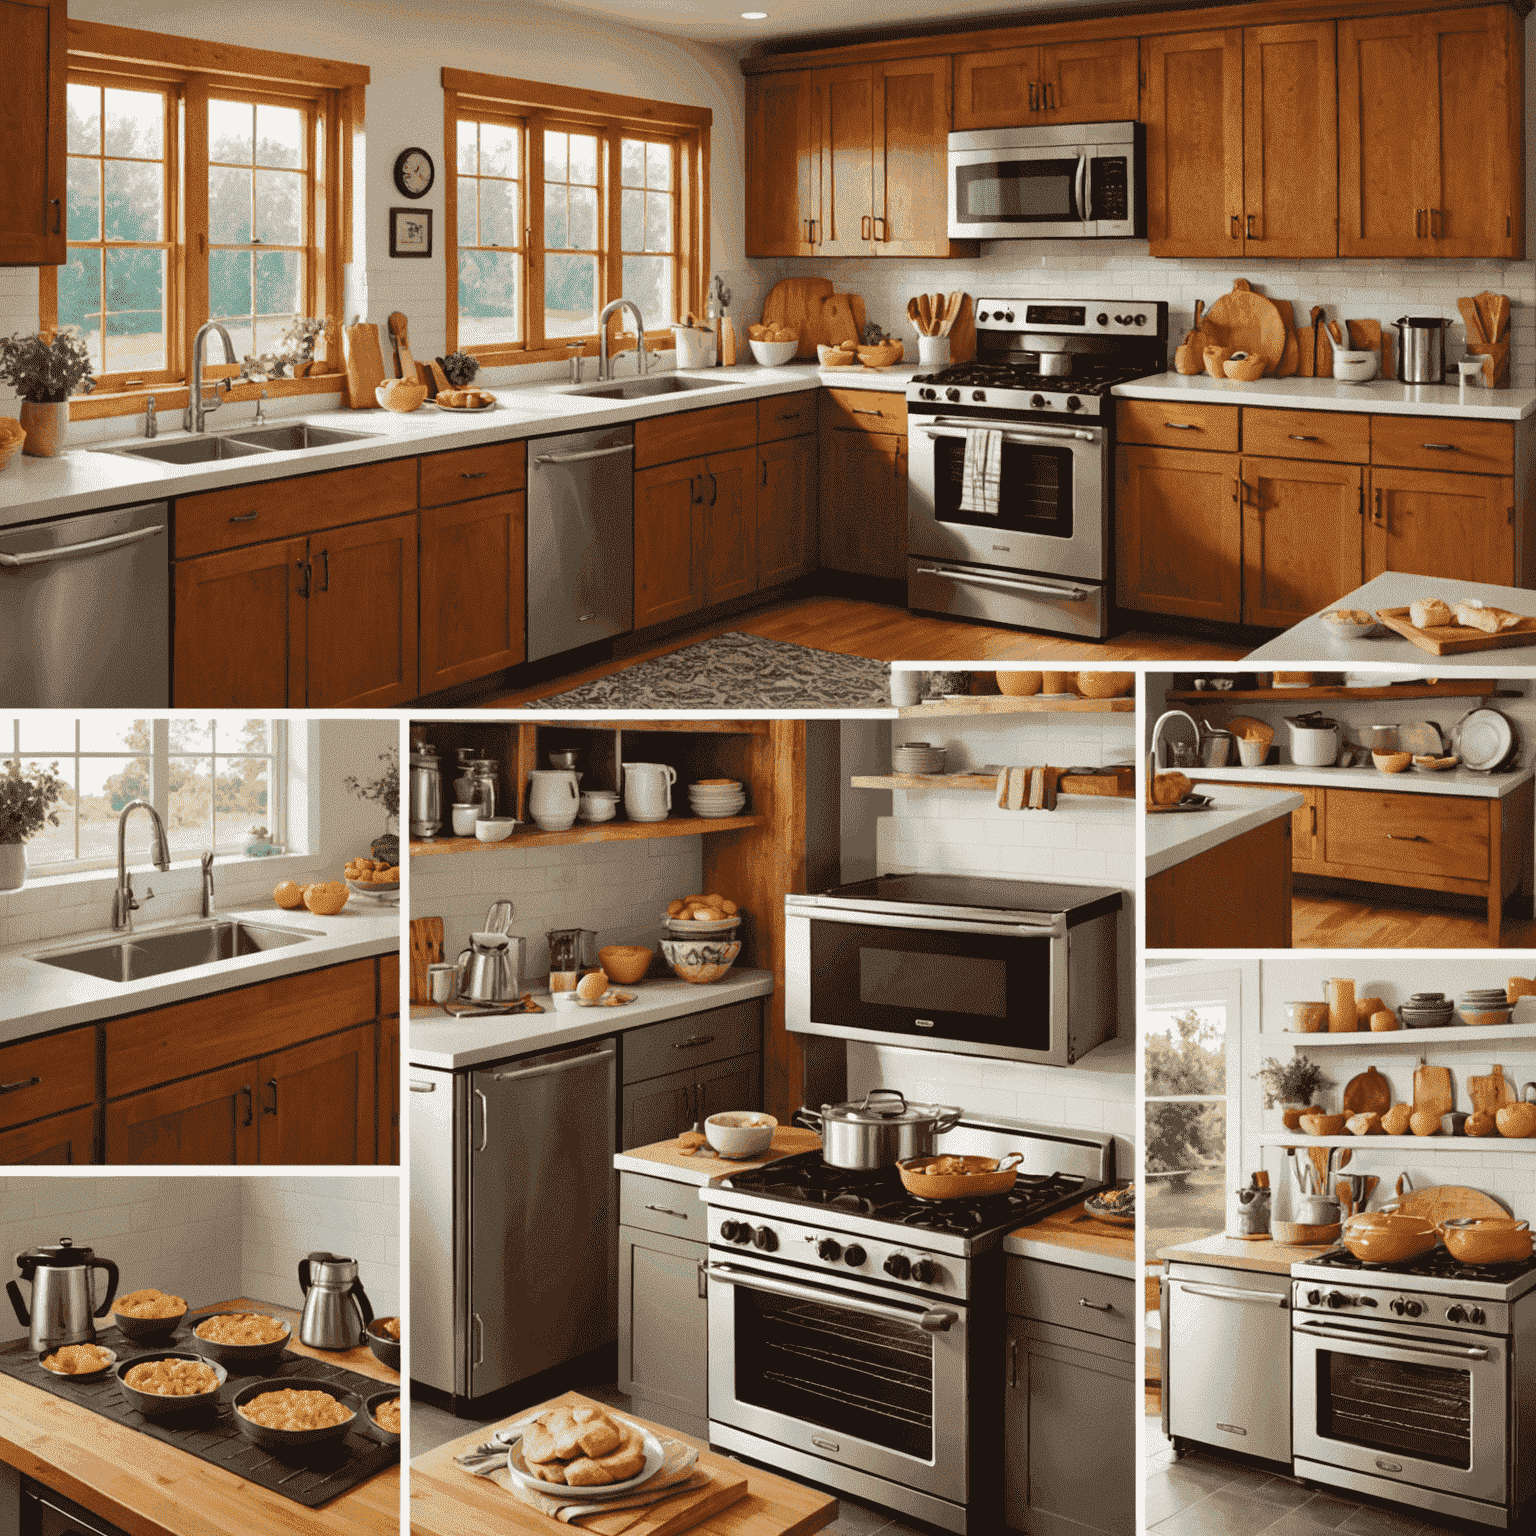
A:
622 762 677 822
526 768 579 829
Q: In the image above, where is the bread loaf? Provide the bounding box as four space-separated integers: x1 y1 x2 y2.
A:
1381 1102 1412 1137
1151 772 1192 807
1454 601 1521 634
1409 598 1453 630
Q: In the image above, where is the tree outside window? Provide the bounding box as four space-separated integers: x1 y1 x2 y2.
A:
1145 1003 1229 1255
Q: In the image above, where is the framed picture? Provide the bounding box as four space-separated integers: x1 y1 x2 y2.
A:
389 206 432 258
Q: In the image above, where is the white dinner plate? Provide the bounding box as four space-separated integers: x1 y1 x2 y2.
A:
505 1417 664 1499
1454 709 1515 772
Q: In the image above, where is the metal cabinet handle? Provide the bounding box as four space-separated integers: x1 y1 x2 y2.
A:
851 408 883 417
1416 208 1425 237
1310 806 1317 836
0 1076 40 1095
1373 486 1385 527
1231 477 1240 505
264 1078 278 1115
460 470 487 479
707 470 718 507
1230 213 1240 240
297 559 311 598
1247 213 1257 239
473 1313 485 1366
861 214 871 240
1288 434 1318 442
1078 1297 1115 1312
1029 82 1039 111
810 218 818 244
673 1034 716 1049
1387 833 1427 842
1009 1334 1019 1388
1422 442 1457 452
533 443 633 466
697 1257 708 1299
644 1204 688 1219
1045 82 1055 109
776 410 799 421
242 1084 253 1127
473 1087 489 1151
492 1048 613 1084
409 1081 436 1093
1163 421 1198 431
874 216 887 241
760 457 768 487
50 198 61 233
1430 208 1442 238
318 548 329 592
228 511 258 523
1172 1280 1286 1306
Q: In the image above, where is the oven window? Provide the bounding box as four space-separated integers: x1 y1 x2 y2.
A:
956 159 1079 224
732 1286 934 1460
861 947 1006 1016
1315 1352 1472 1469
931 433 1076 539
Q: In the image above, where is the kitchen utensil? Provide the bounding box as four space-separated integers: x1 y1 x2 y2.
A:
623 761 676 822
386 311 416 380
409 741 443 839
1413 1062 1454 1121
1199 727 1234 768
1375 608 1536 656
946 293 976 362
7 1240 120 1353
897 1151 1024 1201
1459 296 1486 344
1343 1067 1392 1116
1310 306 1330 377
1394 315 1452 384
1345 318 1383 365
1296 308 1317 379
1324 976 1357 1033
1438 1216 1533 1264
798 1089 962 1170
409 916 446 1003
1340 1211 1439 1264
456 932 522 1005
1470 1065 1519 1115
343 318 386 409
297 1251 374 1350
1373 751 1411 773
1287 713 1342 767
578 789 620 823
1387 1184 1508 1225
1361 1175 1379 1209
546 928 597 980
1308 1144 1333 1194
451 803 478 836
527 768 579 830
705 1112 778 1159
761 276 833 359
1201 279 1286 375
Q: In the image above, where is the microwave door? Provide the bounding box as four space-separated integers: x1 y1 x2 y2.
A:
950 148 1089 237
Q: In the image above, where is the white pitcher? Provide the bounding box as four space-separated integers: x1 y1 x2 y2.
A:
526 768 579 830
622 762 676 823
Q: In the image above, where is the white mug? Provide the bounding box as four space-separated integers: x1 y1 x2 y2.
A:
579 790 619 822
622 762 677 822
527 768 579 829
890 667 923 707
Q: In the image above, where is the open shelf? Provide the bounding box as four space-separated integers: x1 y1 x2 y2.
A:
410 813 764 858
1280 1023 1536 1048
850 766 1134 798
898 696 1134 717
1166 683 1515 703
1258 1132 1536 1153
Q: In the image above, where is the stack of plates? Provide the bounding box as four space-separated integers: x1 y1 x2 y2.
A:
1400 992 1454 1028
1459 989 1513 1025
892 741 946 775
689 780 746 818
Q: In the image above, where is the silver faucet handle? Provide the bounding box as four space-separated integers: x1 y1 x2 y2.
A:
255 389 268 425
144 395 157 439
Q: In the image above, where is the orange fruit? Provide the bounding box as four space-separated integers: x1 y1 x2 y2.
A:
273 881 304 909
302 881 349 916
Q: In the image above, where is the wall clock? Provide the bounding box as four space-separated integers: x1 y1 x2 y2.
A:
393 147 435 200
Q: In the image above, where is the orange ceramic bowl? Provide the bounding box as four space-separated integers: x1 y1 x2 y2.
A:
597 945 652 984
1341 1211 1439 1265
1298 1112 1347 1137
1438 1217 1532 1264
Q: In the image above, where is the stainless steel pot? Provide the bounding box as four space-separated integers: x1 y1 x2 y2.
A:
7 1238 119 1352
799 1088 963 1169
1036 350 1073 376
1394 315 1451 384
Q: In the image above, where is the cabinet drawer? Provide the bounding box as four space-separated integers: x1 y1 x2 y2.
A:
1323 788 1490 883
1371 416 1514 476
0 1028 94 1131
622 1001 760 1084
1117 400 1239 452
1007 1258 1135 1344
1243 408 1369 463
758 391 818 443
635 403 757 469
620 1171 707 1241
821 390 908 437
419 441 526 506
173 459 419 558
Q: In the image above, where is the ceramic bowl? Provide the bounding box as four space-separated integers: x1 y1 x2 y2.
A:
1412 755 1460 772
1373 751 1412 773
187 1312 292 1364
750 338 798 367
365 1317 401 1372
474 817 516 842
1439 1216 1531 1264
1324 614 1381 644
232 1378 363 1449
705 1111 777 1158
1341 1211 1439 1265
1332 349 1379 383
375 379 428 412
115 1352 227 1418
598 944 653 984
366 1388 403 1445
111 1300 188 1341
660 938 741 985
1299 1112 1347 1136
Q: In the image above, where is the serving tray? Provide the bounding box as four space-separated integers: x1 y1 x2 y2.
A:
1376 606 1536 655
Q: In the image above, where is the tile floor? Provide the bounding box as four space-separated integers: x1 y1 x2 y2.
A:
1145 1409 1482 1536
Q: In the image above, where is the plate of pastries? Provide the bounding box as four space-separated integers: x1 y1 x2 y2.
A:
507 1403 664 1497
433 387 497 411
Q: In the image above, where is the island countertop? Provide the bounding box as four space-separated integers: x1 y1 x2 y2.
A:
1188 761 1533 799
1146 786 1305 877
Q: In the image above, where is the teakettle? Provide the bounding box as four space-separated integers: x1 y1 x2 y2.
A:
298 1251 374 1351
456 931 523 1004
7 1238 119 1353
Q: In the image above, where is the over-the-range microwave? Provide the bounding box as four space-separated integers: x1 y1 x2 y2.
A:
949 120 1145 240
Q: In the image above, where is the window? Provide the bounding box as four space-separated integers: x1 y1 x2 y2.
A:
444 70 709 363
4 717 287 874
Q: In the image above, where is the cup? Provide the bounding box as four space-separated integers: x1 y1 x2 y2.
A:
622 762 677 823
579 790 619 822
1237 737 1267 767
890 668 924 707
1286 1001 1328 1033
427 962 458 1006
451 803 478 836
917 334 951 366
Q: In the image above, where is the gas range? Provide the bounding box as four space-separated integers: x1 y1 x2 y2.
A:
1292 1244 1536 1306
909 361 1153 420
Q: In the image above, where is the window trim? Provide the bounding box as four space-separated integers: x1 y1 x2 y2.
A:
442 67 710 367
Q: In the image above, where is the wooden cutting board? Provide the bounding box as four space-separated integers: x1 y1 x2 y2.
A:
1296 306 1320 379
1272 298 1297 378
1342 1066 1391 1116
580 1467 749 1535
409 916 445 1004
947 292 976 362
1202 279 1287 375
1375 606 1536 656
1413 1063 1454 1118
387 311 416 381
820 294 861 349
1469 1064 1519 1114
761 276 833 358
343 319 386 409
1315 308 1335 379
1392 1185 1507 1224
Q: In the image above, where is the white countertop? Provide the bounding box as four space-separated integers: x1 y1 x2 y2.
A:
0 903 398 1043
1003 1228 1137 1280
1247 572 1536 665
1113 370 1536 419
1146 785 1305 877
407 968 774 1071
1189 760 1532 799
0 362 902 531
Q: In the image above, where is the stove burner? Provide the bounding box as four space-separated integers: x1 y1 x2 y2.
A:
909 362 1149 396
1306 1245 1536 1284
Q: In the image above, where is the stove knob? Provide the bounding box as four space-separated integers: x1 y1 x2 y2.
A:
1134 313 1147 326
946 387 962 403
884 1254 912 1280
1404 1299 1422 1318
719 1220 741 1242
843 1245 866 1267
816 1238 842 1262
1391 1298 1406 1316
1447 1305 1467 1323
1065 396 1082 411
911 1259 938 1285
1470 1307 1487 1325
920 387 936 401
1305 1289 1322 1305
751 1225 778 1252
972 390 986 403
1357 1296 1378 1307
1003 310 1015 323
1030 394 1046 410
1325 1291 1351 1309
1096 312 1109 327
732 1224 753 1245
978 311 989 322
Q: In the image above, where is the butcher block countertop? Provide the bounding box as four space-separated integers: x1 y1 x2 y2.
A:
0 1298 399 1536
410 1391 837 1536
1005 1200 1137 1279
1157 1232 1332 1276
615 1126 820 1187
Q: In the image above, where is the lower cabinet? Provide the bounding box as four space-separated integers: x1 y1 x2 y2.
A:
621 1053 761 1150
757 433 818 587
418 492 526 692
819 427 907 579
0 1105 94 1164
633 457 705 627
1240 458 1363 628
1147 814 1294 948
1365 466 1515 585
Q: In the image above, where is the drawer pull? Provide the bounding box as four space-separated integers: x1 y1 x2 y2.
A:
1078 1297 1115 1312
242 1084 253 1128
0 1076 41 1095
1163 422 1198 431
775 411 799 421
644 1204 687 1219
1287 434 1319 442
851 408 883 418
1387 833 1427 842
673 1033 716 1049
460 471 488 479
409 1081 437 1093
1422 442 1457 452
228 511 259 523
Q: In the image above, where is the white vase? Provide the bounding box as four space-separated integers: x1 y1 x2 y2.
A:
0 842 24 891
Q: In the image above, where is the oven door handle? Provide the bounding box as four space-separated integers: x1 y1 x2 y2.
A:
789 905 1059 938
706 1263 959 1333
919 420 1100 446
1170 1281 1287 1307
913 566 1093 604
1294 1320 1492 1360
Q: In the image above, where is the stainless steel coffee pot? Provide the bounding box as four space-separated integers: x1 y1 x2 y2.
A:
298 1251 374 1350
456 931 523 1003
410 742 443 840
7 1238 119 1352
1394 315 1451 384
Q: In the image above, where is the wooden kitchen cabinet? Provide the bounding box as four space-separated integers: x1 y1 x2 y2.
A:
1147 815 1294 948
633 459 704 629
0 0 66 265
757 434 818 588
1292 786 1323 870
954 38 1140 130
381 953 400 1166
871 56 956 257
817 63 876 255
745 70 818 256
700 446 758 606
0 1106 94 1165
620 1054 761 1149
820 391 907 581
104 1062 259 1165
258 1025 377 1165
1365 468 1515 586
1240 457 1364 628
419 492 526 693
0 1027 94 1132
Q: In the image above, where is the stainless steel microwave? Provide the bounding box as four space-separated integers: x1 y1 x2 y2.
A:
949 121 1145 240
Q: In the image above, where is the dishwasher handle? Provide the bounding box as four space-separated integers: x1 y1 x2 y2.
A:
1170 1280 1288 1307
0 524 163 568
490 1047 615 1084
533 443 635 466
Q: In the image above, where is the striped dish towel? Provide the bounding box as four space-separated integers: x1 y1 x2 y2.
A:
959 428 1002 514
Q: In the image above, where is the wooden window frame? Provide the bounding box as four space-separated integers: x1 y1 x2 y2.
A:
453 106 529 349
443 68 710 368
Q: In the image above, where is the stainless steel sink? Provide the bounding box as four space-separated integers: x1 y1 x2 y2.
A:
100 423 380 463
33 919 323 984
566 375 728 400
224 423 381 451
110 436 271 464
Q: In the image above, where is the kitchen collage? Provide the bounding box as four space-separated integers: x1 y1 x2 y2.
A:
6 0 1536 1534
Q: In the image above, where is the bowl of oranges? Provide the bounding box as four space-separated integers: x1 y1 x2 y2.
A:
344 857 400 898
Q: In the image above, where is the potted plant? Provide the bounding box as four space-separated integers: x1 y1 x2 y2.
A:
344 746 400 866
1253 1054 1334 1128
0 329 94 457
0 760 66 890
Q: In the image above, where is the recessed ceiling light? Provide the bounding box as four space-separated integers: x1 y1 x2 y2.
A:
742 11 769 18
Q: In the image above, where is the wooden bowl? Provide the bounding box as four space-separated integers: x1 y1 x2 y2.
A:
1203 345 1231 379
1075 671 1134 699
1299 1112 1347 1136
1346 1111 1382 1135
598 944 653 984
1373 751 1412 774
1272 1220 1341 1246
857 340 904 368
1223 353 1266 382
376 379 428 412
897 1152 1022 1201
995 671 1043 697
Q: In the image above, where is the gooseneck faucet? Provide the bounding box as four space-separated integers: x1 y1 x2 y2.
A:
597 298 649 381
185 321 236 433
201 851 216 919
112 800 172 932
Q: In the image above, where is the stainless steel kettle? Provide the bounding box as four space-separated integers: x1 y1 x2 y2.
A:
456 931 523 1003
298 1251 374 1350
7 1238 119 1352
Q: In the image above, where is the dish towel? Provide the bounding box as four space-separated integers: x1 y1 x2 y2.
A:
959 428 1002 515
995 766 1060 811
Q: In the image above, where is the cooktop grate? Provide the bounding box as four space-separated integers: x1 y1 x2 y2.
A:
1304 1246 1536 1283
0 1326 397 1508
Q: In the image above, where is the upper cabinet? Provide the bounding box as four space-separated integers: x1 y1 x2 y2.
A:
745 70 819 257
0 0 66 265
1340 6 1523 259
953 37 1140 129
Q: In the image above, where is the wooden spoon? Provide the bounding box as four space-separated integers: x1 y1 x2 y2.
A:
387 312 416 381
918 293 932 335
907 296 923 334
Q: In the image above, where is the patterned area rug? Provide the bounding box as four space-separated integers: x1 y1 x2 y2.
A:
527 632 892 710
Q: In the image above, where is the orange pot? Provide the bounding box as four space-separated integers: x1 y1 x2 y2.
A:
1438 1217 1532 1264
1340 1211 1439 1265
897 1152 1022 1201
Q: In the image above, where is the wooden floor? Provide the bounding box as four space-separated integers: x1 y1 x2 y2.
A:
1292 891 1536 949
483 596 1246 705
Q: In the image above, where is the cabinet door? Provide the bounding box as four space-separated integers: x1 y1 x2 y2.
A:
1292 786 1323 869
1241 456 1363 628
618 1225 708 1429
419 492 526 692
1145 30 1244 258
307 512 419 708
105 1065 259 1165
633 459 703 627
872 56 952 257
1004 1316 1029 1532
702 446 758 605
172 537 308 707
816 64 875 254
622 1067 695 1149
819 430 905 579
1243 22 1337 257
1038 37 1140 125
758 434 818 587
0 1106 94 1164
695 1053 762 1123
1365 469 1515 586
381 1015 400 1166
258 1025 377 1165
745 70 818 257
0 0 65 265
1115 446 1241 622
954 46 1040 130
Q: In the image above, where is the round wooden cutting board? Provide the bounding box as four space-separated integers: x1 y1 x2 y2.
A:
1201 279 1287 375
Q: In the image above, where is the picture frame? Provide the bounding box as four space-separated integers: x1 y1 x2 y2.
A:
389 206 432 258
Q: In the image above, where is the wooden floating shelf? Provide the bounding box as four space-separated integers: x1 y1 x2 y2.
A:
1280 1023 1536 1047
1166 683 1515 702
898 696 1134 716
410 814 764 858
850 767 1134 798
1259 1132 1536 1153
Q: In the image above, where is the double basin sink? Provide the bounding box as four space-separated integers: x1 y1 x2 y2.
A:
33 918 321 984
101 422 380 466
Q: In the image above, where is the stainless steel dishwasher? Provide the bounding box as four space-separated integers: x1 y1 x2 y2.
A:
0 501 169 705
526 423 633 661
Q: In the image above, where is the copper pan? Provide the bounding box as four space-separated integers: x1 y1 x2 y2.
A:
897 1151 1023 1201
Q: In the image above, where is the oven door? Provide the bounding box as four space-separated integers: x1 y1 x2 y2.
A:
907 415 1105 582
1292 1316 1507 1505
949 145 1089 239
707 1251 968 1503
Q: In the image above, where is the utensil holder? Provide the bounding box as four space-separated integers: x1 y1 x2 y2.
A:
917 334 951 366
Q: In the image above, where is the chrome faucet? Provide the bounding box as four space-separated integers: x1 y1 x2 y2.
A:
143 395 157 438
566 341 585 384
112 800 172 932
184 321 236 433
597 298 648 381
1147 709 1203 781
200 851 216 918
